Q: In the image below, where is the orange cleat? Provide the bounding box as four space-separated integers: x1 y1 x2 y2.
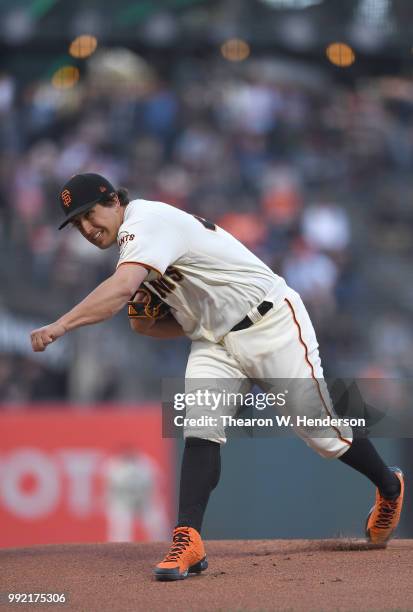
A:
155 526 208 581
365 467 405 545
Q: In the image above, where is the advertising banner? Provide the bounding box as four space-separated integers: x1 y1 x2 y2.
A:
0 407 174 547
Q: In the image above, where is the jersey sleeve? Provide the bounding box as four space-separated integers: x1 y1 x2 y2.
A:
116 211 185 279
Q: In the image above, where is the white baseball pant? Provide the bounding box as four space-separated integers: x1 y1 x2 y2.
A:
184 287 352 458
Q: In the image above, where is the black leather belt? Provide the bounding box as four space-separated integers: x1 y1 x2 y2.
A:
230 301 273 332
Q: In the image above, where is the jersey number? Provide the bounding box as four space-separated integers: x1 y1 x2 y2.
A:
193 215 216 231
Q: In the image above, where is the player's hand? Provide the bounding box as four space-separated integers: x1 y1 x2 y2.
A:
30 321 66 352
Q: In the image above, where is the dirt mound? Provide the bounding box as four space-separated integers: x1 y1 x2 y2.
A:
1 539 412 611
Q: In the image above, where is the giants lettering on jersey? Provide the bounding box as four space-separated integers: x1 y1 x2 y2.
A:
149 266 184 298
118 232 135 248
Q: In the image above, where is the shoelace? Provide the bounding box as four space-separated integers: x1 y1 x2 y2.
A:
163 529 192 562
374 498 399 530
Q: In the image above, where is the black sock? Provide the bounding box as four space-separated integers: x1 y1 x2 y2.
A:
339 438 400 499
176 437 221 533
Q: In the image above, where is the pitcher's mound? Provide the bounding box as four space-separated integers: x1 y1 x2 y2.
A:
1 539 412 611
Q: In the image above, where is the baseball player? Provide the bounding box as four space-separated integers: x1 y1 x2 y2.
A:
30 173 405 581
103 448 168 542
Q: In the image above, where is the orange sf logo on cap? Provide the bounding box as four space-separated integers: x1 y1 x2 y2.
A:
61 189 72 207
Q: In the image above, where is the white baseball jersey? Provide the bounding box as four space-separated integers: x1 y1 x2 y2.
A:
116 199 352 457
116 199 287 342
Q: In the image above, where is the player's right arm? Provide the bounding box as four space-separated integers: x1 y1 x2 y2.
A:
129 313 185 339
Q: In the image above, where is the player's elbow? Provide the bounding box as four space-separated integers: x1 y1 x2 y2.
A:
115 264 149 299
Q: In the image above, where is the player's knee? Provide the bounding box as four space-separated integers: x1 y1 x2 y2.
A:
185 437 218 448
184 428 227 445
305 436 353 459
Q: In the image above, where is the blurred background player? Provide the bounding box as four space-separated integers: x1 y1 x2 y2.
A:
102 447 168 542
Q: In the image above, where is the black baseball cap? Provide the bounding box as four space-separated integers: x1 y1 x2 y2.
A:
58 173 116 229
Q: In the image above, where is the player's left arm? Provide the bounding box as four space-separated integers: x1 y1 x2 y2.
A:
130 312 186 338
30 264 148 352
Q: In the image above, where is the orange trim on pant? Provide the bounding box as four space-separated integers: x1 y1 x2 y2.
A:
284 298 352 448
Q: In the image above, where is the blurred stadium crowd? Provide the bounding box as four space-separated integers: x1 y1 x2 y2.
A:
1 48 413 403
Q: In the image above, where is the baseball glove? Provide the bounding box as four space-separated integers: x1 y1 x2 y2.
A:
128 287 170 320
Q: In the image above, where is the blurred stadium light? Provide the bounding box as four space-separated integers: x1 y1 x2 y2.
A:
326 42 356 67
51 66 80 89
69 35 98 59
220 38 251 62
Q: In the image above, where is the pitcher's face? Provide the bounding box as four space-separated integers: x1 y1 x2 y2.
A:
71 201 123 249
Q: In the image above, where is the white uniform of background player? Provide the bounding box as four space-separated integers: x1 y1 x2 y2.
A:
117 199 352 457
103 450 169 542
